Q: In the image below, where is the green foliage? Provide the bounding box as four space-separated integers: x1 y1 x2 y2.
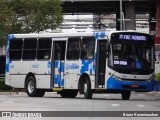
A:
0 79 12 91
0 0 63 46
155 73 160 81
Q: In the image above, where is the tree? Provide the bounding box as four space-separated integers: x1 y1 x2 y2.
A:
0 0 63 46
0 0 14 46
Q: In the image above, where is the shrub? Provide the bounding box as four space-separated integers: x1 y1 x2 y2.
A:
0 79 12 91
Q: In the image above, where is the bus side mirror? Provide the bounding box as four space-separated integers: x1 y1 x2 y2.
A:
106 44 110 58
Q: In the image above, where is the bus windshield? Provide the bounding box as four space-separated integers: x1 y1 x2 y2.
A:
111 42 154 71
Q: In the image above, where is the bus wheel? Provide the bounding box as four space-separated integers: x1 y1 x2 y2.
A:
59 90 78 98
121 91 131 100
36 90 45 97
25 76 38 97
83 77 92 99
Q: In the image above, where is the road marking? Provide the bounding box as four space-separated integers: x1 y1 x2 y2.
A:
137 104 145 107
111 104 120 107
137 94 146 97
2 101 14 104
145 98 155 101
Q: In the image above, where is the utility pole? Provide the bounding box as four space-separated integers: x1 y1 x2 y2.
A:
120 0 123 30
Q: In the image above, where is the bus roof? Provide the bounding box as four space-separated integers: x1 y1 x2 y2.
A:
9 30 152 40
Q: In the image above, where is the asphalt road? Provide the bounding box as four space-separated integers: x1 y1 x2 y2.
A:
0 92 160 120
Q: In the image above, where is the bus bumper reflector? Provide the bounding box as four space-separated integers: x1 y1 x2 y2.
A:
53 88 63 91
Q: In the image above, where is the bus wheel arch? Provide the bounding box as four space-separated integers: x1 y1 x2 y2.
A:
78 73 92 99
25 73 45 97
25 73 36 88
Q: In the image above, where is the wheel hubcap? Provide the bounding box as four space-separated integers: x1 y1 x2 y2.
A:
28 81 34 94
84 83 87 94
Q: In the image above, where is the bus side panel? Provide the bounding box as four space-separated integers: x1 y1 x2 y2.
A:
64 60 79 89
10 75 25 88
30 61 51 74
35 75 51 89
9 61 30 74
31 61 51 89
5 73 10 86
64 74 78 89
8 61 30 88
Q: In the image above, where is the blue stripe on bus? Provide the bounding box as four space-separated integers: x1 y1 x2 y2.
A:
6 34 15 72
80 60 94 74
80 53 96 74
54 74 60 84
100 32 105 38
47 61 51 68
61 79 64 86
60 62 64 87
94 32 105 40
54 61 64 87
61 62 64 72
94 32 99 40
5 35 10 72
107 76 155 92
55 61 59 68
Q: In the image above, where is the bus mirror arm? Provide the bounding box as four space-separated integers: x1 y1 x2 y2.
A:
106 44 110 58
106 52 109 58
106 44 110 52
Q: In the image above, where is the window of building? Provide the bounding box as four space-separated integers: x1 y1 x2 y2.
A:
81 37 95 60
37 38 52 60
23 38 37 60
9 38 23 60
67 37 80 60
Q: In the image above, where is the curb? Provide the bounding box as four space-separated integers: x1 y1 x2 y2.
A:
0 92 15 95
0 91 58 95
132 91 160 94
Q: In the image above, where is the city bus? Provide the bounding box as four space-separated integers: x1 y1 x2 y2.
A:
5 31 155 100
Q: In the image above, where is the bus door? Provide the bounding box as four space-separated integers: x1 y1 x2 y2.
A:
96 40 107 88
52 41 66 88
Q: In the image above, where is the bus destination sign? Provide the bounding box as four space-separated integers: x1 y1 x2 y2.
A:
119 34 146 41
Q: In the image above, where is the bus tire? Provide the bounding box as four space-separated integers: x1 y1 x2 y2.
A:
121 91 131 100
36 90 45 97
59 90 78 98
83 77 92 99
25 76 39 97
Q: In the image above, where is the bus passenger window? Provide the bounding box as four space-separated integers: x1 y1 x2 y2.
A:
37 38 52 60
9 39 23 60
67 38 80 60
81 37 95 60
23 38 37 60
54 42 66 60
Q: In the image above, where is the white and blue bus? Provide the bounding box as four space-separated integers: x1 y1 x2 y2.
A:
5 31 155 100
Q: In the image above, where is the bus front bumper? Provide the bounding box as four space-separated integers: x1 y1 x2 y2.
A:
106 76 155 92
